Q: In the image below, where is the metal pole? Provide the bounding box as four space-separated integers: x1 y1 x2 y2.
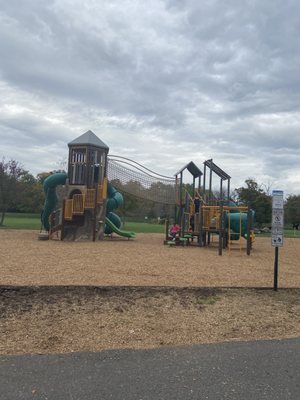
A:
274 247 279 291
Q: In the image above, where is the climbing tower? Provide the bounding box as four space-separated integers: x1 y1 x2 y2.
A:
42 130 109 241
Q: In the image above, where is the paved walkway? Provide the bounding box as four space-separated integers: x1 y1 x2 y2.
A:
0 338 299 399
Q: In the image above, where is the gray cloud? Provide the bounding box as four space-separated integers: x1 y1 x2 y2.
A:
1 0 300 194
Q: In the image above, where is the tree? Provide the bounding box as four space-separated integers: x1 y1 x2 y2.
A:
235 179 272 226
36 171 52 185
0 159 27 225
16 172 44 213
285 195 300 226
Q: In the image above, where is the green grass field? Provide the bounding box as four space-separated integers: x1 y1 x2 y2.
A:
0 213 166 234
0 213 42 230
1 213 299 237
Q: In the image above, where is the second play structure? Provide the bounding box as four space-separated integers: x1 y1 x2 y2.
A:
166 160 254 255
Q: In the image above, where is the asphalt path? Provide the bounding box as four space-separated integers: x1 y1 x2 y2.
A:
0 338 299 400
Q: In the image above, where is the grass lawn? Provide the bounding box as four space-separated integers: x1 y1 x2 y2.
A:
282 229 300 238
0 213 41 230
123 221 165 234
257 229 300 238
0 213 166 234
1 213 299 237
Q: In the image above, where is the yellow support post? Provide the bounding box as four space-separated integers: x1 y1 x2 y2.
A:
98 177 108 202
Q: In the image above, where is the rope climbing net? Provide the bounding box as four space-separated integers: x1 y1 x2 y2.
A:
107 156 177 205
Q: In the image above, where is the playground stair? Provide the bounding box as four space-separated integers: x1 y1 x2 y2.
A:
63 184 107 222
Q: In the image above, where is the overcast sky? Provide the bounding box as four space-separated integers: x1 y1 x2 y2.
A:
1 0 300 195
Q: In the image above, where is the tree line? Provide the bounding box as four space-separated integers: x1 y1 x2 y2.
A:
1 159 300 227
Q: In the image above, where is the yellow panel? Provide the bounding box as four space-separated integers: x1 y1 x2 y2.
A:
202 206 221 229
85 189 96 209
97 177 108 203
73 194 84 214
64 199 73 220
102 177 107 200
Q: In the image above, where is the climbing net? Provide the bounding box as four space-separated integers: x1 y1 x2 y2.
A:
107 156 177 205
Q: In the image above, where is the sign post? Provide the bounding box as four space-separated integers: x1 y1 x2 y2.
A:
271 190 284 291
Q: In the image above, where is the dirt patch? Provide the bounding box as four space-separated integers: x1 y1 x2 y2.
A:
0 230 299 287
1 286 299 355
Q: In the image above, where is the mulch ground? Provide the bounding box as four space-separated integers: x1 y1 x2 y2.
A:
0 230 299 355
0 230 299 287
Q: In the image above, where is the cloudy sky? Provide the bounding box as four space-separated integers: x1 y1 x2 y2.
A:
1 0 300 195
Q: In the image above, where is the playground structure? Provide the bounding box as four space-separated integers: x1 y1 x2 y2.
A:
40 130 254 252
40 130 135 241
166 159 254 255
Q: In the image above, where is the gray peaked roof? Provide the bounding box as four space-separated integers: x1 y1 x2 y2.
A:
68 130 109 150
175 161 203 178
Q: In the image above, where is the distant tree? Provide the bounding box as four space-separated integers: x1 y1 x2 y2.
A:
235 179 272 226
36 171 52 185
16 172 44 213
284 195 300 226
0 159 27 225
183 183 193 197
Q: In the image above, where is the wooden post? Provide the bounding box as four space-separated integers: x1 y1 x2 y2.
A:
218 204 223 256
61 199 66 241
227 178 231 203
165 219 169 242
198 202 203 247
209 160 213 203
92 184 98 242
203 164 206 202
246 206 251 255
179 172 183 224
220 179 223 202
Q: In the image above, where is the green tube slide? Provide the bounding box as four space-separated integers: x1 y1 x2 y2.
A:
226 207 254 240
105 182 136 238
41 173 67 231
106 182 124 213
227 213 248 240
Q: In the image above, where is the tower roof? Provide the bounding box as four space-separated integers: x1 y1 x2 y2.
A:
175 161 203 178
68 130 109 150
203 159 231 180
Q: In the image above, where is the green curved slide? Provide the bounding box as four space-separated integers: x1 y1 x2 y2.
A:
105 217 136 238
105 181 136 238
41 172 67 231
